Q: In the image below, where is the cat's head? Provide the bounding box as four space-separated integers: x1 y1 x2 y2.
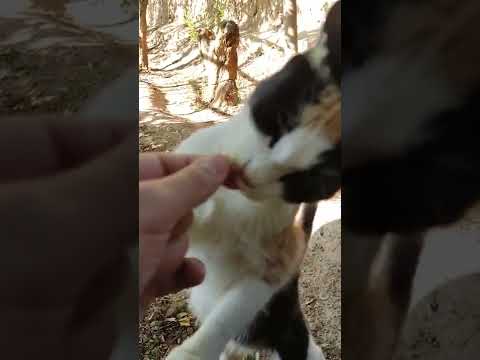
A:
227 3 341 203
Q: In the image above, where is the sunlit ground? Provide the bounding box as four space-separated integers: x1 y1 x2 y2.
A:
3 0 136 43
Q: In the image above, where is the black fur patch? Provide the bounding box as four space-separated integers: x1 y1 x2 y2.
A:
236 276 310 360
249 54 327 146
281 145 341 203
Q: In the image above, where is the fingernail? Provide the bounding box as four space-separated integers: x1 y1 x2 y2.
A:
199 155 229 177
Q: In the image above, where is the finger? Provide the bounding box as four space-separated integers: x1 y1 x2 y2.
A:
150 155 231 225
223 162 248 190
144 257 206 300
139 153 199 181
172 257 206 293
169 212 194 242
139 232 190 299
0 114 135 181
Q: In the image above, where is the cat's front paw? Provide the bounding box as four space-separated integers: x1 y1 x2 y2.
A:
166 346 201 360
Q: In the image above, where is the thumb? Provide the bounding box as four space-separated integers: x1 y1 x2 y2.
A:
173 258 206 292
160 155 230 221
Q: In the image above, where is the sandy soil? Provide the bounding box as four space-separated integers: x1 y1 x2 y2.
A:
300 201 342 360
0 14 135 116
395 204 480 359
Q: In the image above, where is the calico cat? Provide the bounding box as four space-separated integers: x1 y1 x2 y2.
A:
165 5 341 360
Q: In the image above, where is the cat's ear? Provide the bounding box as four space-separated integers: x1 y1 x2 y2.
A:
324 1 341 83
325 1 341 48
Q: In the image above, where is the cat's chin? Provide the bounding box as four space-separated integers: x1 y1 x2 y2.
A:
237 181 284 202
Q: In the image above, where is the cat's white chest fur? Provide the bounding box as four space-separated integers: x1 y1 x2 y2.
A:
187 186 297 322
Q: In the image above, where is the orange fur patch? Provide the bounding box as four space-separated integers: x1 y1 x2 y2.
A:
261 221 308 286
304 84 341 144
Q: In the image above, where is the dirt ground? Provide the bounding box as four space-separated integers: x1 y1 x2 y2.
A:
0 13 135 116
300 206 342 360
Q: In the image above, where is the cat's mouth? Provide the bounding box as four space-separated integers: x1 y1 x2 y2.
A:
226 161 287 202
224 158 292 201
224 160 253 190
224 158 292 195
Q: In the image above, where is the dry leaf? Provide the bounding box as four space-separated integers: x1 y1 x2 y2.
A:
179 319 191 327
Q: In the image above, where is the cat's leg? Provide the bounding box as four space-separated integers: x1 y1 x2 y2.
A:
237 277 325 360
166 278 277 360
272 316 325 360
270 334 324 360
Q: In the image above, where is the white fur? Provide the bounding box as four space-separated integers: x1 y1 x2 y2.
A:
271 126 332 170
306 33 331 80
168 92 333 359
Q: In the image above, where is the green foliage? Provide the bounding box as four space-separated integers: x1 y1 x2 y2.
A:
183 0 228 43
183 8 201 43
210 0 226 28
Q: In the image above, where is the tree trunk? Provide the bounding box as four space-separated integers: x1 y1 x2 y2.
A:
140 0 149 70
283 0 298 55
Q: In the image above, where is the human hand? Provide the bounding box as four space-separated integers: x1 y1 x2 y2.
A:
139 153 232 310
0 114 137 360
